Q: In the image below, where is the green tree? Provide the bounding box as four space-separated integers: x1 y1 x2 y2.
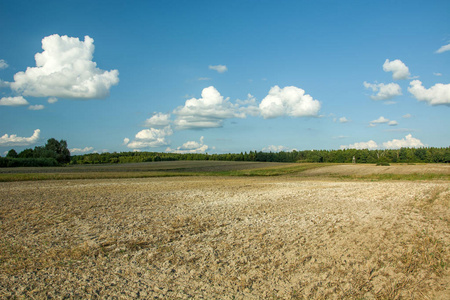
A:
18 148 34 158
44 138 71 164
6 149 18 158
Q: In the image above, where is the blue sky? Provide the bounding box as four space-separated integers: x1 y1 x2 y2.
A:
0 0 449 155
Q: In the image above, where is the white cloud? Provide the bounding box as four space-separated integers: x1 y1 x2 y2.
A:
126 126 173 149
363 81 402 100
370 116 390 125
259 85 321 119
123 138 130 145
198 77 211 81
70 146 94 154
402 113 412 118
340 140 378 150
382 59 410 80
382 134 424 149
236 93 260 117
433 72 442 76
408 80 450 106
0 96 29 106
0 129 40 147
388 120 398 126
0 80 10 88
48 97 58 104
28 104 44 110
262 145 297 152
144 113 171 128
339 117 349 123
436 43 450 54
0 59 8 69
173 86 244 129
209 65 227 73
10 34 119 99
341 134 424 150
166 136 209 154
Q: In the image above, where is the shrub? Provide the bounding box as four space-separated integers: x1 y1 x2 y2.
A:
0 158 59 168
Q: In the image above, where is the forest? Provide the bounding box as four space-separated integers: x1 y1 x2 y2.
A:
69 147 450 165
0 138 70 167
2 140 449 168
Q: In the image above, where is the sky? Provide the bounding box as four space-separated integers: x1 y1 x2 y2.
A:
0 0 449 155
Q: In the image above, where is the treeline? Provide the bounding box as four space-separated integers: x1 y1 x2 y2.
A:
71 147 450 165
0 139 70 167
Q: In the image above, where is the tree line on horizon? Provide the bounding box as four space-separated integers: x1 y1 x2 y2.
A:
2 142 449 168
0 138 70 167
70 147 450 165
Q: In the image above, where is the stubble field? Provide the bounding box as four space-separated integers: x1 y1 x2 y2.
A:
0 162 449 299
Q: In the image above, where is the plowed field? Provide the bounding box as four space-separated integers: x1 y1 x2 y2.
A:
1 163 449 299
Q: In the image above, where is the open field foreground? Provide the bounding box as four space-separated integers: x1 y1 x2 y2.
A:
0 162 449 182
1 175 449 298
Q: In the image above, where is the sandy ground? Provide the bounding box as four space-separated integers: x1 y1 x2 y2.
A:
1 176 449 299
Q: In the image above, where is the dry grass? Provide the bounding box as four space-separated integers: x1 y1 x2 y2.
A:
1 173 449 298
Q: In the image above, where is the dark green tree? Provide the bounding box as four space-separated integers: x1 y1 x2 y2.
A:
6 149 18 158
44 138 71 164
18 148 34 158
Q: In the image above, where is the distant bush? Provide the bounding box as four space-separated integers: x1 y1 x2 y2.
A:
0 158 59 168
2 138 71 168
376 161 391 166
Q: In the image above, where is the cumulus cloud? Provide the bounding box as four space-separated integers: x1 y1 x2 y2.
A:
0 59 8 69
0 96 29 106
166 136 209 154
408 80 450 106
28 104 44 110
339 117 349 123
383 59 410 80
436 43 450 54
363 81 402 100
0 129 40 147
341 134 424 150
0 80 10 88
123 138 130 145
259 85 321 119
388 120 398 126
173 86 244 130
10 34 119 99
340 140 378 150
209 65 227 73
382 134 424 149
48 97 58 104
144 113 171 128
370 116 390 125
70 146 94 154
236 94 260 117
262 145 297 152
125 126 173 149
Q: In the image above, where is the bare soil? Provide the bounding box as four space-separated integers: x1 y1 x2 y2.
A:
1 170 449 298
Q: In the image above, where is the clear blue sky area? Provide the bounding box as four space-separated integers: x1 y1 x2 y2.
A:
0 0 449 155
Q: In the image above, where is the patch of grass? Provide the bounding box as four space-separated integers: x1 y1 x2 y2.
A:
0 163 328 181
0 171 195 182
1 162 448 182
335 173 450 181
212 163 331 176
398 230 448 276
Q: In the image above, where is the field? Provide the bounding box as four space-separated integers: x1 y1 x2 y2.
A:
1 162 449 299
